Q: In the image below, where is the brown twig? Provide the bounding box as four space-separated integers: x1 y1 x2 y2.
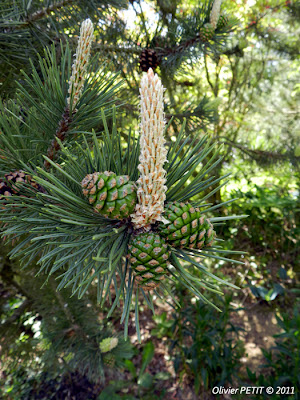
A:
26 0 74 25
220 138 299 163
44 107 72 170
94 44 142 54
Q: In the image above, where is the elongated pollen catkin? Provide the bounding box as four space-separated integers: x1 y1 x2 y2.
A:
210 0 222 29
67 19 94 109
131 68 169 230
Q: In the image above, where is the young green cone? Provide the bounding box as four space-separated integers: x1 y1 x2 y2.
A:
128 232 170 291
103 353 116 367
159 202 216 249
199 23 215 42
217 15 229 29
81 171 137 219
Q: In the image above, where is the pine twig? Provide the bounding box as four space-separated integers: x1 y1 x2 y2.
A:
204 54 215 94
220 138 299 164
44 107 72 170
44 18 93 169
26 0 74 25
94 44 142 54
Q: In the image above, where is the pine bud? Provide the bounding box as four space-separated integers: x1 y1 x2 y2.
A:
67 19 94 109
210 0 222 30
99 337 119 353
131 68 169 230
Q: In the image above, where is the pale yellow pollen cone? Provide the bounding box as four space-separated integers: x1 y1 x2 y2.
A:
131 68 169 230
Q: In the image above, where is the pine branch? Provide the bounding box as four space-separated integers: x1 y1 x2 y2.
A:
0 112 243 334
221 138 300 165
26 0 74 25
165 96 219 128
95 35 210 58
44 107 72 170
94 44 142 54
204 54 215 94
0 9 247 335
4 0 126 30
92 3 237 73
0 40 122 174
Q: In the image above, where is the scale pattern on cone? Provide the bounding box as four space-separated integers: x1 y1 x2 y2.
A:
217 15 229 29
159 202 216 249
199 23 215 42
128 232 170 291
0 170 43 201
103 353 115 367
81 171 137 220
139 48 159 72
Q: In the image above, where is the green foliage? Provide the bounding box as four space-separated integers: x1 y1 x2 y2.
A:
165 125 225 202
0 7 245 344
151 311 174 339
154 1 237 73
0 44 122 175
0 0 127 98
0 266 133 384
1 1 299 397
249 283 285 303
2 369 105 400
152 294 245 395
246 305 300 399
228 184 299 246
222 184 299 281
98 383 138 400
0 249 134 399
1 117 141 336
98 341 170 400
1 85 245 338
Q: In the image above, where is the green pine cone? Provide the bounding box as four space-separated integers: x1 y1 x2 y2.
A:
81 171 137 220
217 15 229 29
199 23 214 42
159 202 216 249
103 353 115 367
128 232 170 291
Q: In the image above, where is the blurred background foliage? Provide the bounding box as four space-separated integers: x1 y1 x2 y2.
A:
0 0 299 399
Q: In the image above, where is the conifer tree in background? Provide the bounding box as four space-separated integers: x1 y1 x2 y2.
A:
92 0 299 169
0 0 298 396
0 2 245 384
